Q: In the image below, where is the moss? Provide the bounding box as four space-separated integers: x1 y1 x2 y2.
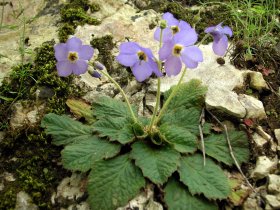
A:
90 35 115 73
58 0 100 42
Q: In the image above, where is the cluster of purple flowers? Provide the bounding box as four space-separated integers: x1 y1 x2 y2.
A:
54 12 232 82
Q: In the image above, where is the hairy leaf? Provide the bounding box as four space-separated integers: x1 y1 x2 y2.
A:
87 154 145 210
159 124 197 154
160 107 211 135
165 178 218 210
178 154 230 199
164 79 207 110
61 136 121 172
201 131 249 166
41 113 93 145
93 117 135 144
130 141 180 184
66 98 95 124
92 96 136 119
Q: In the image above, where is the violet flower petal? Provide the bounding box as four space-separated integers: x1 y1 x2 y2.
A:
116 53 138 67
119 42 140 54
78 45 94 60
212 35 228 56
56 61 73 77
178 20 191 31
159 41 173 61
181 53 199 69
181 46 203 62
204 26 216 33
163 12 179 26
154 27 173 42
222 26 233 37
132 62 153 82
54 43 68 61
72 60 88 75
148 60 163 77
174 28 198 46
66 37 82 51
165 55 182 76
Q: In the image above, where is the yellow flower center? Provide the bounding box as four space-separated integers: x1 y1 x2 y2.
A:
137 51 147 61
68 52 79 63
173 45 183 56
171 26 179 35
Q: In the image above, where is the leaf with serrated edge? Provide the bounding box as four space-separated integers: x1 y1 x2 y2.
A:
93 117 134 144
201 131 249 166
165 177 218 210
61 136 121 172
87 154 145 210
164 79 207 110
92 96 136 119
130 141 180 185
159 124 197 154
41 113 93 145
179 154 230 199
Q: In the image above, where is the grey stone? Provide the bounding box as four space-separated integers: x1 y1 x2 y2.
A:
15 191 38 210
249 71 268 91
206 86 246 118
274 129 280 145
268 174 280 194
238 94 266 120
242 196 262 210
265 194 280 209
252 132 268 148
146 200 163 210
250 156 278 180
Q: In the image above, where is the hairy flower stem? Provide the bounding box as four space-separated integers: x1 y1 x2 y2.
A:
98 70 138 123
154 67 187 125
149 28 163 131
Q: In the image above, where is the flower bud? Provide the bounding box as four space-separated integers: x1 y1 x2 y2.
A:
94 61 105 70
90 70 101 78
160 20 167 29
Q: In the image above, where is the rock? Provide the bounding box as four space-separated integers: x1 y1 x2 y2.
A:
274 129 280 144
268 174 280 194
265 194 280 209
54 173 85 205
249 71 268 91
250 156 278 180
117 185 163 210
242 195 262 210
134 0 151 9
15 191 38 210
10 102 45 129
206 86 246 118
238 94 266 120
3 172 16 182
67 202 90 210
252 132 268 148
145 93 156 111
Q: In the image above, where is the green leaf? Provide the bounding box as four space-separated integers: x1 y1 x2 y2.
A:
61 136 121 172
87 154 145 210
160 107 210 135
92 96 136 119
130 141 180 184
159 124 197 154
66 98 95 124
178 154 230 199
93 117 135 144
165 178 218 210
164 79 207 110
201 131 249 166
41 113 93 145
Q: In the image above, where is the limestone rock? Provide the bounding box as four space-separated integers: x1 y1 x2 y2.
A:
252 132 268 148
15 191 38 210
268 174 280 194
238 94 266 120
145 93 156 111
250 156 278 180
249 71 268 91
274 129 280 144
206 86 246 118
265 194 280 209
242 196 262 210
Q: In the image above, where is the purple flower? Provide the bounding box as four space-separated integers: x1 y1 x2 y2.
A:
54 37 94 77
154 12 191 42
159 28 203 76
205 23 233 56
116 42 162 82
